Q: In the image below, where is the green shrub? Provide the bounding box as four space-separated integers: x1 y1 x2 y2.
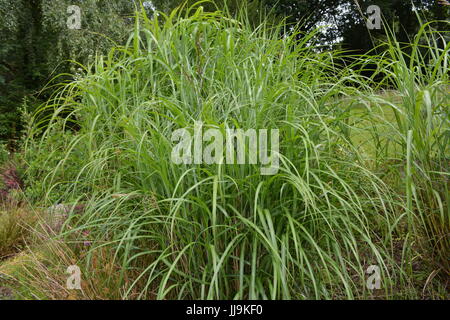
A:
0 143 9 164
23 5 449 299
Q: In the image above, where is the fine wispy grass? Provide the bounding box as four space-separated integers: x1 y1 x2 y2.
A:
16 3 449 299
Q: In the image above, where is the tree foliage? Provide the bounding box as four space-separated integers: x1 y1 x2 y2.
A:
153 0 449 48
0 0 140 142
0 0 448 142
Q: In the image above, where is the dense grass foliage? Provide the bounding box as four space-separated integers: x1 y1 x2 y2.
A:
20 6 449 299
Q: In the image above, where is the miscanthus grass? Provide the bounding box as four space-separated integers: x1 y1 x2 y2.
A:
22 4 449 299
